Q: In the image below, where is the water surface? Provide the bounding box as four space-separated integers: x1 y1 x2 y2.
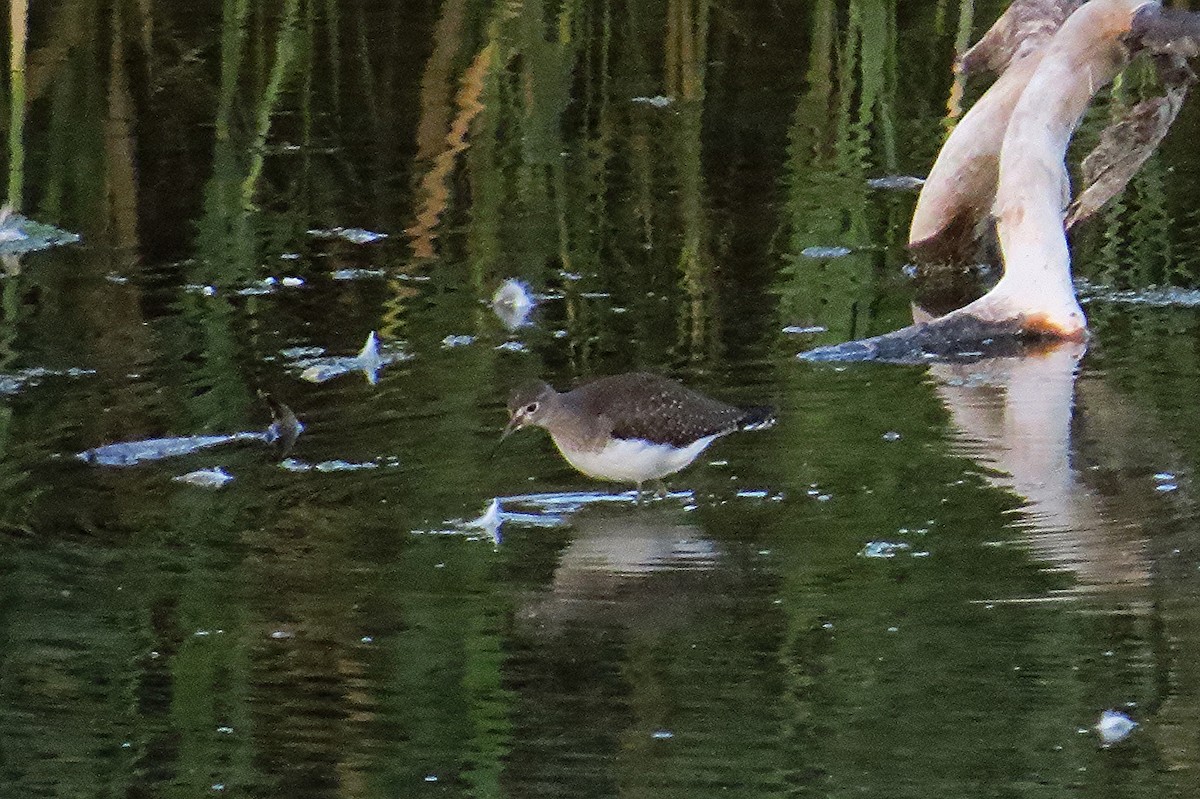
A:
2 1 1200 797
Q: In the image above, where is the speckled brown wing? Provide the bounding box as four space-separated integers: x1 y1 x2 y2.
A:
568 373 752 448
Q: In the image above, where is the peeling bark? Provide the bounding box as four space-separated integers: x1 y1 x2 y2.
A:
1066 59 1192 229
958 0 1083 76
1129 4 1200 57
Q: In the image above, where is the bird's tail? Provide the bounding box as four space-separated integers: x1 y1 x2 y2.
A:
738 406 777 431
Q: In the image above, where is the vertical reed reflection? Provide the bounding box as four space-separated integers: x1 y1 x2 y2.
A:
7 0 27 207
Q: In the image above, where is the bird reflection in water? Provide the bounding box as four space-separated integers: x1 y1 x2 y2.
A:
518 509 725 633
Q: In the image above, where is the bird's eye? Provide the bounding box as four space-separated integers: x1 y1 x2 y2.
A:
524 402 539 415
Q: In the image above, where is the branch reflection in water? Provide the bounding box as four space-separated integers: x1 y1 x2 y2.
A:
928 340 1151 593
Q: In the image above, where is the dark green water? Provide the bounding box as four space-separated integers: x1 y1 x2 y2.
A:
2 0 1200 796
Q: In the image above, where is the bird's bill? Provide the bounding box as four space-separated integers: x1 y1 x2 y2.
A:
490 415 522 460
500 415 523 443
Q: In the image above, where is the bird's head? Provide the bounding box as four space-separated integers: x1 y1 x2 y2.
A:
500 380 556 443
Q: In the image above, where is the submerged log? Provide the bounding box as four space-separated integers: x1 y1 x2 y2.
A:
805 0 1200 362
798 313 1067 364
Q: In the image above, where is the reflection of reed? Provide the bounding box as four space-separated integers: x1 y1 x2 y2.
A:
7 0 27 207
105 0 139 250
415 0 468 162
216 0 251 142
664 0 715 356
665 0 708 102
407 43 496 259
945 0 975 122
780 0 905 339
323 0 340 112
1079 70 1171 290
676 101 715 359
243 0 302 206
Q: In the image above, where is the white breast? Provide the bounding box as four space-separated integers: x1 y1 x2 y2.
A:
552 434 719 484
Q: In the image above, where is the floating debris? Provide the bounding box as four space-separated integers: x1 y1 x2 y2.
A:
465 498 504 546
0 207 80 254
1153 472 1179 493
492 279 536 330
278 457 395 473
441 334 475 348
495 340 528 353
308 227 388 245
173 467 235 489
330 267 386 281
858 541 912 559
631 95 674 109
782 325 827 335
800 246 853 259
866 175 926 191
185 284 218 297
1076 278 1200 308
0 208 27 244
83 432 262 467
279 345 325 360
296 331 410 385
315 459 380 472
501 489 693 516
1096 709 1138 746
232 275 306 296
236 277 277 296
0 366 94 397
80 394 301 466
417 498 563 543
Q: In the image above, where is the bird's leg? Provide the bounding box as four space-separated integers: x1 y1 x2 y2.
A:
653 480 669 500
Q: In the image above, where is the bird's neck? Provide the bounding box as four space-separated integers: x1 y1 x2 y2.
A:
539 396 607 452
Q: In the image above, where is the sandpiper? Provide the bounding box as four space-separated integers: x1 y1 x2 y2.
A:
500 372 774 498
